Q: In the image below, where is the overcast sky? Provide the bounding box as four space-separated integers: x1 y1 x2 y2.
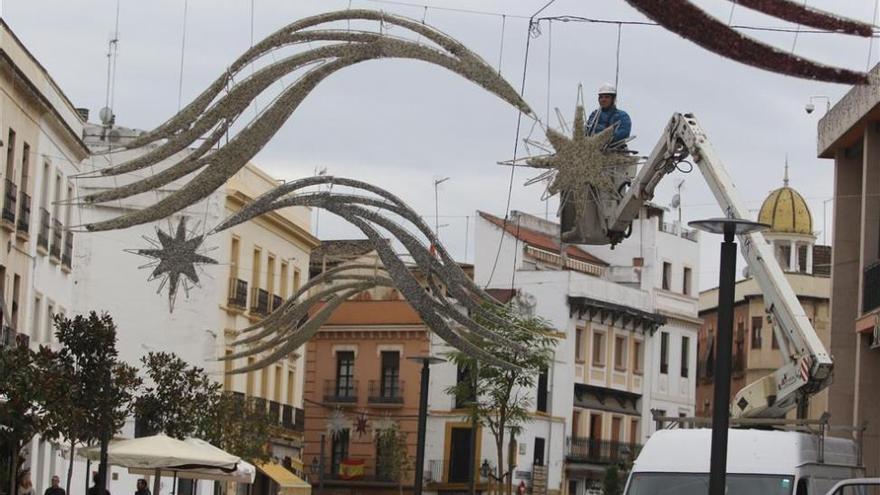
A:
3 0 873 290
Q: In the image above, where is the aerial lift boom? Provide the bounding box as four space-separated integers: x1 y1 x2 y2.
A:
591 113 832 418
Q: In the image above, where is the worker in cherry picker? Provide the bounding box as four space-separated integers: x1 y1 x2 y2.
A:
586 83 631 146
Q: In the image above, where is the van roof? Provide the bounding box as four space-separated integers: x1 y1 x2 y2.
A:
633 429 859 475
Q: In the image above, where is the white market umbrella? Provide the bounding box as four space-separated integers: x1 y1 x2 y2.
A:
79 434 244 493
127 439 255 483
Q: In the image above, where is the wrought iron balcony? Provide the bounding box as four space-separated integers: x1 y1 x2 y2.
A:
250 287 269 316
566 437 641 464
271 294 283 312
324 379 358 404
37 208 49 250
50 219 62 258
227 278 248 309
62 231 73 268
2 179 16 226
368 380 404 405
16 191 30 235
281 405 305 433
864 260 880 314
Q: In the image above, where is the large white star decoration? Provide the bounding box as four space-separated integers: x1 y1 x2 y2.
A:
526 104 636 213
127 217 217 312
326 409 352 438
371 413 399 439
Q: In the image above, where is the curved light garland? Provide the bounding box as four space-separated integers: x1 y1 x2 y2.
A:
81 9 532 233
218 176 534 372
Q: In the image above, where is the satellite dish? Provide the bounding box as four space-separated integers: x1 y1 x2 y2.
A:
670 194 681 209
98 107 114 126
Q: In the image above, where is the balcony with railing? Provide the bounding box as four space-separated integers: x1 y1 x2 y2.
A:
566 437 641 464
50 219 62 259
271 294 283 312
37 208 49 251
368 380 404 406
250 287 270 316
281 404 305 432
1 179 16 228
317 455 404 484
62 231 73 269
227 278 248 309
324 379 358 404
16 191 30 237
864 260 880 314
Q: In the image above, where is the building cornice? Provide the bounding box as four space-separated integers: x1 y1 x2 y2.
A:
569 296 666 335
226 190 320 249
0 49 89 160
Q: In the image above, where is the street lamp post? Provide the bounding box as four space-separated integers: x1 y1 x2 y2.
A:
309 434 326 494
407 356 446 495
689 217 769 495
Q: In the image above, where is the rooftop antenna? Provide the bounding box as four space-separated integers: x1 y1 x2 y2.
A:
672 178 685 224
101 0 121 130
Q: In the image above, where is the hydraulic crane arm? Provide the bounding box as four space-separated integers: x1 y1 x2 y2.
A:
606 113 832 418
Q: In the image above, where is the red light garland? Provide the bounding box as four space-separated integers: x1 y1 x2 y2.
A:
625 0 870 85
731 0 874 37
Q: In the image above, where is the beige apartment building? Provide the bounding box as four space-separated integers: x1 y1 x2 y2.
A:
0 19 88 495
817 64 880 476
696 172 831 420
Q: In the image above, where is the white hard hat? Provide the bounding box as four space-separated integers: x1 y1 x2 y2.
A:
598 83 617 95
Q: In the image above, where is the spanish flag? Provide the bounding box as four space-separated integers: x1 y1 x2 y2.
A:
338 459 364 480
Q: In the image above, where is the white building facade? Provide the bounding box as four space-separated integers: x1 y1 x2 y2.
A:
463 207 699 495
1 19 87 495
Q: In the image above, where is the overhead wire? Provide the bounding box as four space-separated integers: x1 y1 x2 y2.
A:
483 0 556 290
177 0 189 111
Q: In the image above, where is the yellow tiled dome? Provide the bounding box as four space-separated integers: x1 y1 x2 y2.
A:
758 186 813 235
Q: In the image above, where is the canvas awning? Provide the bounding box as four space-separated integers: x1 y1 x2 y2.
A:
79 434 240 471
257 462 311 495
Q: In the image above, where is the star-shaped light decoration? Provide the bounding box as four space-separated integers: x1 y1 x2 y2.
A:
326 409 352 439
371 413 399 439
522 89 638 238
354 412 369 438
127 217 217 312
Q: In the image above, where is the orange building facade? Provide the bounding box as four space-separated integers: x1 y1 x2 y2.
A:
302 295 429 495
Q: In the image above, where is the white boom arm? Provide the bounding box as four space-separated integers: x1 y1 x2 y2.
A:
607 113 832 418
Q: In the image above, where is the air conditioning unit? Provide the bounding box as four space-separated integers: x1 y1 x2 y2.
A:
871 315 880 350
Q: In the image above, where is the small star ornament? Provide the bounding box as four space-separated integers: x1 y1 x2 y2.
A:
128 217 217 312
355 412 369 438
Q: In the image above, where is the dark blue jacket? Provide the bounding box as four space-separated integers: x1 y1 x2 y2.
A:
587 106 631 144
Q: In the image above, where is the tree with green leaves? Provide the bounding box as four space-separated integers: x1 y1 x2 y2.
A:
198 392 273 463
446 305 556 495
374 424 411 495
41 311 141 493
135 352 273 462
43 313 140 495
603 465 622 495
0 344 50 495
134 352 222 439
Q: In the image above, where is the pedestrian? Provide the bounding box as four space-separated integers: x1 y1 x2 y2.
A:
17 470 35 495
135 479 151 495
87 473 111 495
44 475 65 495
586 83 632 145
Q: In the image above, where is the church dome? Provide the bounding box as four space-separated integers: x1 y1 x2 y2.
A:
758 173 813 235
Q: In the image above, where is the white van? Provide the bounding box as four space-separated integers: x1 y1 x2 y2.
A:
623 429 863 495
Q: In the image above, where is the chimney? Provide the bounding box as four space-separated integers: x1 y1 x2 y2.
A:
75 108 90 122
